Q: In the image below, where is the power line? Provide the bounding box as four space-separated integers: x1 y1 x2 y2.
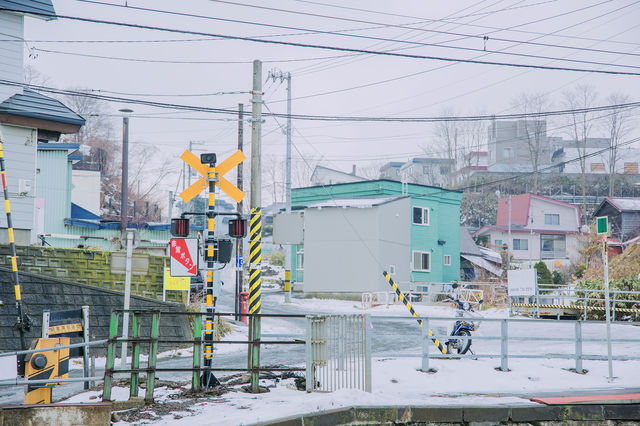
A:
5 79 640 123
71 0 640 69
204 0 640 60
5 8 640 76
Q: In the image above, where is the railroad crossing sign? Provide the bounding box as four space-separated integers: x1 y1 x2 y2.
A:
179 149 246 203
170 238 199 277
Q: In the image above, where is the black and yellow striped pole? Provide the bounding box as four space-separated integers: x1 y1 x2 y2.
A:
382 271 447 354
248 207 262 391
0 136 31 373
202 160 218 388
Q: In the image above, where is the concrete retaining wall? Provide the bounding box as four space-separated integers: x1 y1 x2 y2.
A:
0 268 192 354
0 403 111 426
0 245 181 302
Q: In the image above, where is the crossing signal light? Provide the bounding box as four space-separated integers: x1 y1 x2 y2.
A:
229 219 247 238
171 218 190 237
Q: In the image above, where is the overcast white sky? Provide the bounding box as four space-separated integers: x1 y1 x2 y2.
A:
19 0 640 207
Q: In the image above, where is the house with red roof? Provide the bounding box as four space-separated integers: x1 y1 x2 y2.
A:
473 193 582 269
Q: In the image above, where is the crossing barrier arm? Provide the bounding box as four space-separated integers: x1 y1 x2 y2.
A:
382 271 447 354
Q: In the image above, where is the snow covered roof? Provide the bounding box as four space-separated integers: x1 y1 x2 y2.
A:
605 197 640 212
305 196 407 209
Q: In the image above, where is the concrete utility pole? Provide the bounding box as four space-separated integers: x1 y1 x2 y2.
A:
119 108 133 238
248 60 263 393
267 69 292 303
236 103 244 320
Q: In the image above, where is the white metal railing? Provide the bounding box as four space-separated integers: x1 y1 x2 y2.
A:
371 315 640 373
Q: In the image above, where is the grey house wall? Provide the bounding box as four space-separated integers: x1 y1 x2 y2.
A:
0 124 37 245
303 198 409 295
0 268 192 355
0 11 23 103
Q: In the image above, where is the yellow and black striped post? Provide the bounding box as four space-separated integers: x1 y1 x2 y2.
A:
248 207 262 391
0 138 31 373
249 208 262 314
203 163 218 388
382 271 447 354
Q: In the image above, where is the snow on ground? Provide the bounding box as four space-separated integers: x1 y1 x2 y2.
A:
64 355 640 425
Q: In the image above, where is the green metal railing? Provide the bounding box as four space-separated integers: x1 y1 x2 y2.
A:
102 310 306 403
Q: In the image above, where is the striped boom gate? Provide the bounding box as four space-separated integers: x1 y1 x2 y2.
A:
382 271 447 355
306 314 371 393
0 136 31 374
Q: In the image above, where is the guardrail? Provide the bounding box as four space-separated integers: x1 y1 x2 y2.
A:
371 315 640 373
514 285 640 320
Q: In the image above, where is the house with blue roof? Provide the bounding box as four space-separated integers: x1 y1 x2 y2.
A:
0 0 87 244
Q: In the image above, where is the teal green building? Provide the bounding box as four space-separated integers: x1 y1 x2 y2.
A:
287 180 462 295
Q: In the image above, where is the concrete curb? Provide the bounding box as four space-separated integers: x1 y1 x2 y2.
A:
252 403 640 425
0 402 112 426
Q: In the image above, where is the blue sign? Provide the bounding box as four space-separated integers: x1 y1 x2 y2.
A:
236 256 243 269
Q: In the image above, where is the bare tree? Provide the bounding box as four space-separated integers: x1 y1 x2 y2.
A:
604 93 634 196
433 107 459 186
24 64 50 86
61 89 115 144
511 92 551 194
358 161 386 180
563 84 597 220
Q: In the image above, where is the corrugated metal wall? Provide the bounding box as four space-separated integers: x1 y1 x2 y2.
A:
37 149 71 234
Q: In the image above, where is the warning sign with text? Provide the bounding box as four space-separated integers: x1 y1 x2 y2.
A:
170 238 199 277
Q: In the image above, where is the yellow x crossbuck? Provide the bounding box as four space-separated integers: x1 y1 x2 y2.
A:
179 149 246 203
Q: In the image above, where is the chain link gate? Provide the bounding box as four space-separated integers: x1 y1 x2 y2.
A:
305 314 371 392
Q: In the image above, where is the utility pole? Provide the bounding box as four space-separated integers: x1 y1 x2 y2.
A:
268 69 292 303
119 108 133 239
236 103 244 321
188 141 205 188
248 60 263 393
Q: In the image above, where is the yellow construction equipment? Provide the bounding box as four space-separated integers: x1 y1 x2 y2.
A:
24 338 70 404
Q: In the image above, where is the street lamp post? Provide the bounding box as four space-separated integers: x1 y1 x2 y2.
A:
119 108 133 237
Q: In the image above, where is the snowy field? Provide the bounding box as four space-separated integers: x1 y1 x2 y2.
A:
44 292 640 425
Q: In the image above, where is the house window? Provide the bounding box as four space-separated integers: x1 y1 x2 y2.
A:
422 165 430 174
412 206 430 225
444 255 451 266
590 162 605 171
296 246 304 271
544 214 560 225
412 251 431 272
503 147 514 159
494 239 502 247
389 265 396 275
541 234 566 259
513 238 528 250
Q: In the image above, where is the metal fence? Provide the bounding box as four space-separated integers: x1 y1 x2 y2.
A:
372 315 640 373
306 314 371 392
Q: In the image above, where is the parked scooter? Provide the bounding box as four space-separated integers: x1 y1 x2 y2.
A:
446 289 483 355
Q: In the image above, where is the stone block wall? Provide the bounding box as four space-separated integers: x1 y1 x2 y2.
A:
0 268 193 354
0 245 184 303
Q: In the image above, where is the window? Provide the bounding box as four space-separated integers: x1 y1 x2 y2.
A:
412 251 431 272
494 239 502 247
412 206 430 225
544 214 560 225
444 255 451 266
296 246 304 271
541 234 566 259
513 238 528 250
503 147 514 159
389 265 396 275
590 162 605 171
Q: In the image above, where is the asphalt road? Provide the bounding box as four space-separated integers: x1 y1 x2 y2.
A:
1 281 639 404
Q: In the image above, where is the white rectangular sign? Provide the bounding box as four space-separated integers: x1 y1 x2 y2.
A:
507 269 537 296
170 238 199 277
272 213 304 244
